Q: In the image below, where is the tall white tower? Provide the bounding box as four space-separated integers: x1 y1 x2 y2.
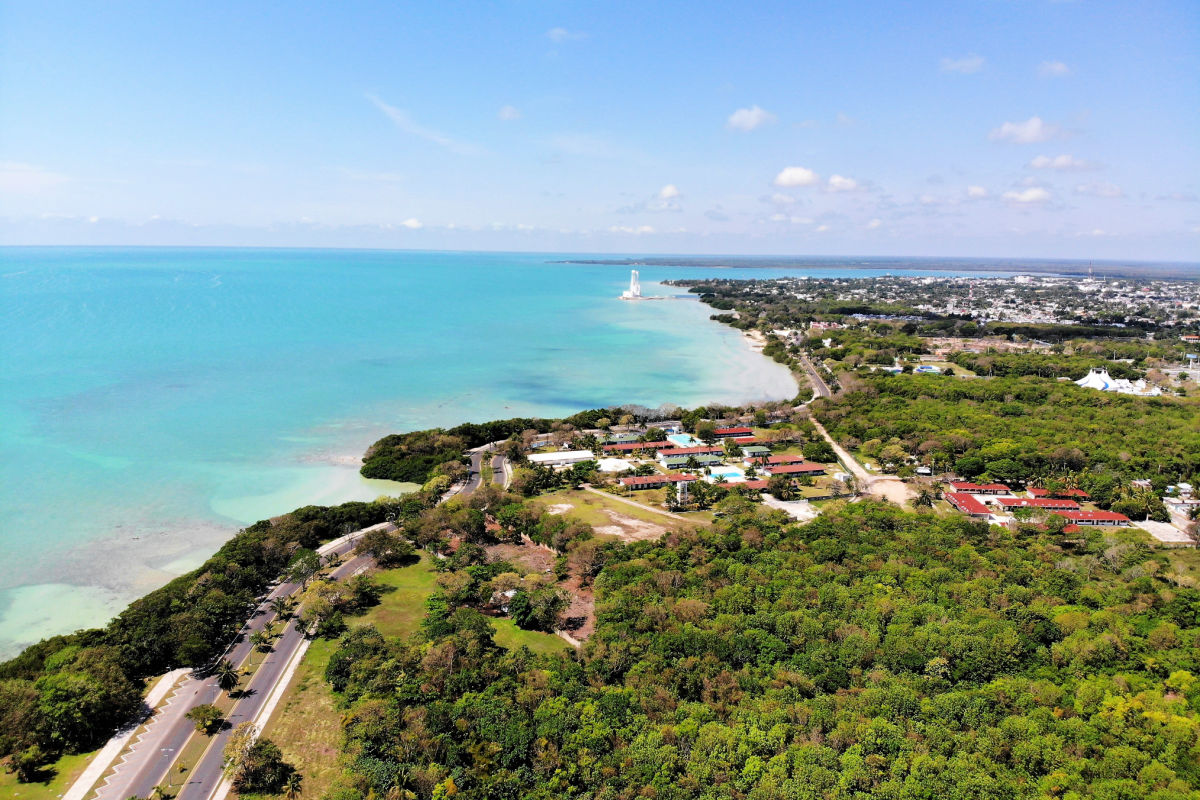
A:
622 269 642 299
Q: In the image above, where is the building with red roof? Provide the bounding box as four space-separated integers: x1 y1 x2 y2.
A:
1052 509 1131 526
766 462 826 475
619 473 698 490
996 497 1080 511
946 492 992 517
657 445 726 458
714 426 753 436
948 481 1012 495
603 440 672 453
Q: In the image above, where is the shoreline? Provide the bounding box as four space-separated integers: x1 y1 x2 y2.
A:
0 292 794 660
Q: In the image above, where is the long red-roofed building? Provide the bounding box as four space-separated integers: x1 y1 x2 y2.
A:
715 426 753 436
657 445 726 458
603 440 672 453
619 473 698 490
766 462 827 475
946 492 992 517
1052 509 1131 526
948 481 1012 495
995 497 1080 511
718 479 770 491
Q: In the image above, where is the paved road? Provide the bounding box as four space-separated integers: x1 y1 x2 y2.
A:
85 441 509 800
796 352 832 399
490 453 509 488
173 551 372 800
91 524 388 800
461 442 508 494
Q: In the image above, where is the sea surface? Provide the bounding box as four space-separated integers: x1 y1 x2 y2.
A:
0 247 1010 658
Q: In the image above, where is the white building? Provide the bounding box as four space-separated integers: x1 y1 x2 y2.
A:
1075 368 1161 397
621 269 642 299
527 450 596 467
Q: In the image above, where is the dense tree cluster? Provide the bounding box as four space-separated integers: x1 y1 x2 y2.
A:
814 373 1200 488
0 497 415 772
320 500 1200 800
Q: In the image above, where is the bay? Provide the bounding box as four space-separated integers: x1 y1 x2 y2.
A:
0 247 1002 657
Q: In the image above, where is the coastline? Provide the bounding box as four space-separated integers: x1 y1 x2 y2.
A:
0 281 795 660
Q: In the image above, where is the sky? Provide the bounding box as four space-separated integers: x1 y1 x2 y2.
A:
1 0 1198 260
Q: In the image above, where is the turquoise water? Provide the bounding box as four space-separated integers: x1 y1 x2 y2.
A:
0 247 1004 657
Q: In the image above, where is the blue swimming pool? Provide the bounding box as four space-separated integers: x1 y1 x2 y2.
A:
667 433 703 447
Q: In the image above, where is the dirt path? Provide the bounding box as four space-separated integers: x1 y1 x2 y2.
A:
580 485 692 521
808 417 915 506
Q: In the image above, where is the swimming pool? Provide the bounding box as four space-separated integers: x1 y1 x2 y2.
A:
707 466 745 483
667 433 703 447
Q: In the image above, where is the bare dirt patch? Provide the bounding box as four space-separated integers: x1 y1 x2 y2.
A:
869 477 916 506
594 509 669 542
559 573 596 640
545 503 573 516
486 541 556 575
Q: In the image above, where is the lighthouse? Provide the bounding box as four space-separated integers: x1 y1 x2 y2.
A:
621 269 642 299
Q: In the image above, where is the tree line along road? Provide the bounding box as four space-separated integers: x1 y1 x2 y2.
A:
74 442 510 800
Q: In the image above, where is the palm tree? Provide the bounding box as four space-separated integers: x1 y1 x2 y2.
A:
249 629 273 654
214 658 239 693
268 597 293 620
283 772 303 800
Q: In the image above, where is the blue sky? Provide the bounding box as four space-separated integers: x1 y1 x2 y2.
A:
1 0 1197 260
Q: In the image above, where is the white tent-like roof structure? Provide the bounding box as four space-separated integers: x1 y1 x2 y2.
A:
1075 368 1161 396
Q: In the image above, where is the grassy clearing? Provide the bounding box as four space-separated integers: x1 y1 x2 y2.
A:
256 552 572 797
492 618 572 655
254 638 344 800
352 554 440 639
0 749 96 800
534 488 686 529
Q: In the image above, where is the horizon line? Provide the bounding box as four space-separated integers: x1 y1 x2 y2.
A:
2 243 1198 269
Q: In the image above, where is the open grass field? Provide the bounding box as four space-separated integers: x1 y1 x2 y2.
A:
492 618 572 654
253 638 344 800
534 488 686 529
352 553 439 639
256 549 574 798
0 749 97 800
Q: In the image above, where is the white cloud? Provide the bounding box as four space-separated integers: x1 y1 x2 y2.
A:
1002 187 1051 203
498 105 521 121
966 185 989 198
989 116 1060 144
940 54 985 74
1075 181 1124 198
815 224 830 232
609 224 655 234
826 174 859 192
658 184 680 200
773 166 819 187
768 213 813 224
1038 60 1071 77
0 161 69 193
727 105 777 132
866 218 882 229
400 218 424 229
547 27 585 43
367 94 482 156
769 192 796 205
1028 154 1091 170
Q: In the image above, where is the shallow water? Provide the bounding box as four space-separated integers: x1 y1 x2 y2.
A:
0 247 1020 656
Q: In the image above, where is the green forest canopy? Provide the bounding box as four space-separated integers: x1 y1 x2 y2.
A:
321 500 1200 800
